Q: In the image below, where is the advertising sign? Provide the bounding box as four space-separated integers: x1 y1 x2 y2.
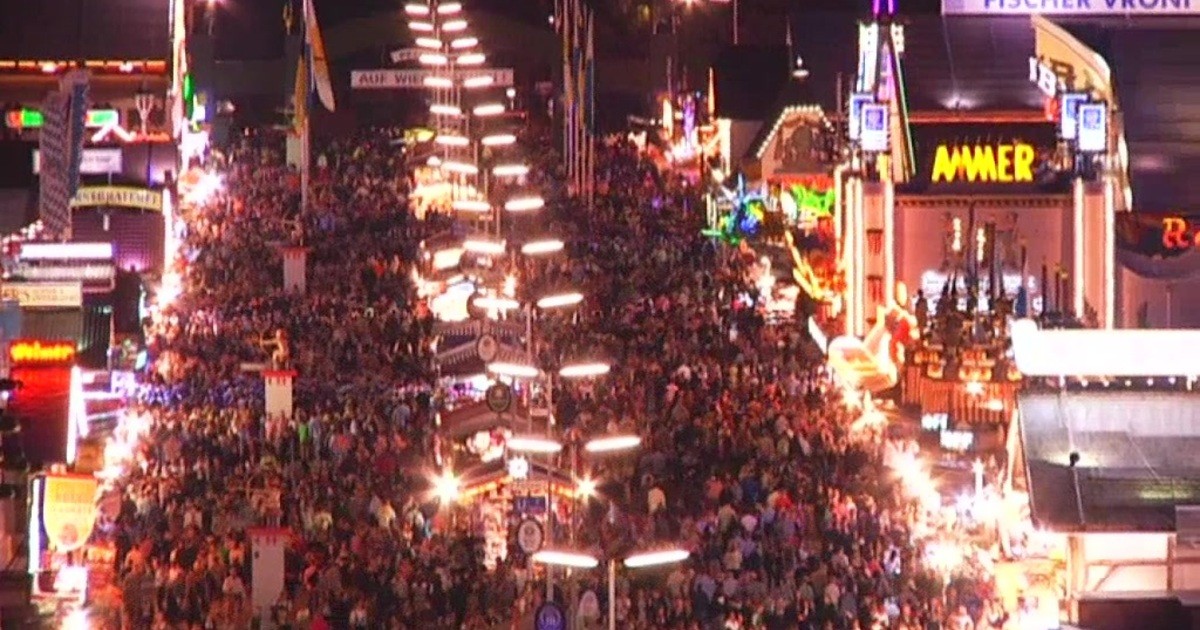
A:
0 282 83 308
848 93 873 141
901 122 1066 195
943 0 1200 16
860 103 889 152
41 474 98 552
9 340 77 365
351 68 514 90
70 186 164 212
34 148 122 175
1077 102 1108 153
1059 92 1088 140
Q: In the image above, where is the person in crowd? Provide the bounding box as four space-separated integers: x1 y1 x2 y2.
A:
100 127 1000 630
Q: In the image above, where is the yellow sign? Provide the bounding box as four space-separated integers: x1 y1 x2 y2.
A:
70 186 163 212
930 142 1036 184
42 474 98 552
0 282 83 308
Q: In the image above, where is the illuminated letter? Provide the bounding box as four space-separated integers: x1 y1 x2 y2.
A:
968 146 997 183
1014 143 1035 182
931 145 958 183
997 145 1014 182
1163 217 1190 250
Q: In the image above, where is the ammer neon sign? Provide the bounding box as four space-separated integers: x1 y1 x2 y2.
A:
930 142 1037 184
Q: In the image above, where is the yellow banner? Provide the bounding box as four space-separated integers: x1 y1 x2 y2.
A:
71 186 163 212
42 475 98 552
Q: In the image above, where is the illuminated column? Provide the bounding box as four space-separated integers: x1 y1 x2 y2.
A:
263 370 295 420
281 246 308 294
249 527 290 625
1071 177 1086 318
883 178 896 308
1103 175 1116 329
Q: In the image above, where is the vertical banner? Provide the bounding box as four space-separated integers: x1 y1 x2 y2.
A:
64 71 90 199
1077 102 1108 154
281 246 308 293
860 103 890 153
41 474 98 553
38 92 73 239
249 528 290 624
263 370 295 419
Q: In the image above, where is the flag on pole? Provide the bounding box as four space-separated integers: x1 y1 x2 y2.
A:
293 48 309 134
302 0 335 112
585 5 595 204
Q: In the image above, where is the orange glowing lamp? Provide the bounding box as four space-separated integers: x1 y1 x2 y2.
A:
9 340 76 365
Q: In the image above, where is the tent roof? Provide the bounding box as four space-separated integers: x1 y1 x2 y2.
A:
1019 391 1200 532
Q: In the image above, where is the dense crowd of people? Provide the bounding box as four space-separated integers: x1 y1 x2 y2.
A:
93 123 1009 630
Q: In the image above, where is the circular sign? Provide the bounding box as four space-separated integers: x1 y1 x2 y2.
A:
517 518 545 554
476 334 499 362
485 382 513 413
535 602 565 630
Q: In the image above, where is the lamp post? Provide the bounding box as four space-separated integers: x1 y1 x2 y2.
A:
532 548 690 630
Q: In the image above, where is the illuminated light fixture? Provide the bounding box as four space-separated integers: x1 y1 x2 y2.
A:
482 133 517 146
429 103 462 116
536 292 583 309
432 470 461 502
404 3 430 16
492 163 529 177
462 75 494 88
451 37 478 49
442 19 468 31
473 103 506 117
487 361 541 379
423 76 454 88
20 242 113 260
435 134 470 146
532 550 600 569
507 435 564 454
559 362 612 378
504 196 545 212
457 53 486 66
623 549 690 568
452 199 491 213
463 238 507 255
520 239 564 255
440 160 479 174
437 2 463 14
426 155 442 166
415 37 443 49
576 477 598 499
419 53 449 66
584 434 642 453
473 296 521 310
40 62 57 74
409 20 435 32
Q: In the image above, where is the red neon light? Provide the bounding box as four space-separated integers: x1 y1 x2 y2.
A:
1162 217 1200 251
9 340 76 365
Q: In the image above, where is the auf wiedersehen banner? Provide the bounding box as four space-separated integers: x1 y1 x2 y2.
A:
943 0 1200 16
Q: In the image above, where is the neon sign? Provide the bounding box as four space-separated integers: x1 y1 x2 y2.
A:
9 340 76 365
4 108 119 130
1162 217 1200 250
930 142 1036 184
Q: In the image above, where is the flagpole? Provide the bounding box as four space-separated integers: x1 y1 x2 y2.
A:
300 0 311 215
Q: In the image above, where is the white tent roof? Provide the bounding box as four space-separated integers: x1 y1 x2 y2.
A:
1011 319 1200 377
